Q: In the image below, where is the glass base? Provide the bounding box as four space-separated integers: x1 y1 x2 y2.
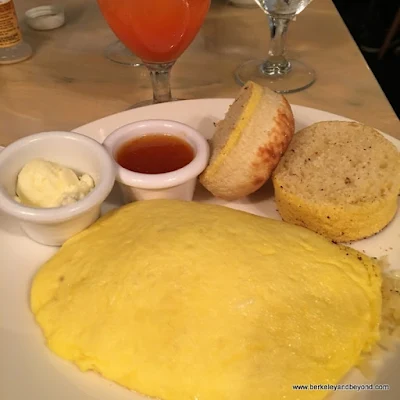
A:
0 41 32 65
235 59 316 94
128 98 183 109
104 40 142 67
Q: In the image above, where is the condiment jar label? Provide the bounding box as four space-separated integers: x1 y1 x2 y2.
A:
0 0 22 48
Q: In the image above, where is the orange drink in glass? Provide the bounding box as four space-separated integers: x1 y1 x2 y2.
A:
97 0 211 105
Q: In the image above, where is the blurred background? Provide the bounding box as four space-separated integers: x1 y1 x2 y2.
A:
333 0 400 118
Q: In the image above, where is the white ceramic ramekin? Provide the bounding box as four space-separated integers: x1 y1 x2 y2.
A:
103 119 209 203
0 131 115 246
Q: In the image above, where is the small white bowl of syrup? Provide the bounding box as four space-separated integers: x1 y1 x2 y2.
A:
103 120 210 203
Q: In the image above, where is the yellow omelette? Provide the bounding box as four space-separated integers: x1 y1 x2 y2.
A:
30 200 382 400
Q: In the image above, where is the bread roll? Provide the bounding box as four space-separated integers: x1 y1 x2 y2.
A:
272 121 400 242
200 81 294 200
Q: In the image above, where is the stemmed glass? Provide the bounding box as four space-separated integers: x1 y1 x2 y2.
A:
104 40 142 67
97 0 211 107
235 0 316 93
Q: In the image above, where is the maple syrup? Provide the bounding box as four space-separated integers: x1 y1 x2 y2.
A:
116 134 194 174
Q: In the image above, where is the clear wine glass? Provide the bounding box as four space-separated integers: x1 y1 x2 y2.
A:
97 0 211 107
104 40 142 67
235 0 316 93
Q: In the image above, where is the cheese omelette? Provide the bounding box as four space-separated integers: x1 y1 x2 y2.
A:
30 200 382 400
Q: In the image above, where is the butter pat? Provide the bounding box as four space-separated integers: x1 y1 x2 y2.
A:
15 159 95 208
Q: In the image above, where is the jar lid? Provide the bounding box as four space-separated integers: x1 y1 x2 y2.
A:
25 5 65 31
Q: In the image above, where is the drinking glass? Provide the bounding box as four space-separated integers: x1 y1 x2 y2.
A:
97 0 211 107
104 40 142 67
235 0 316 93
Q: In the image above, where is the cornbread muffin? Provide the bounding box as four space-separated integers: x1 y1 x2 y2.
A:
200 81 294 200
272 121 400 242
31 200 383 400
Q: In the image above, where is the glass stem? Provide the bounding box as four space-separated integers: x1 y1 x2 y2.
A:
262 16 291 76
145 62 175 104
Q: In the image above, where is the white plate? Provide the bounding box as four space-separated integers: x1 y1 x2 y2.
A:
1 100 399 400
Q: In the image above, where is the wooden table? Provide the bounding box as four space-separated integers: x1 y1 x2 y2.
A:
2 0 399 146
